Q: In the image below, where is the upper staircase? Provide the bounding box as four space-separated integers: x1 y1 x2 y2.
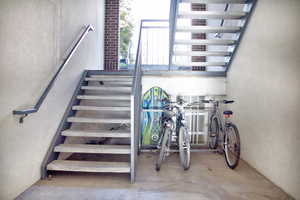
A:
169 0 256 74
42 71 139 183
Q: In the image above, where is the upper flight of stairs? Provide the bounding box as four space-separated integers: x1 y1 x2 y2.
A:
170 0 256 73
42 71 135 181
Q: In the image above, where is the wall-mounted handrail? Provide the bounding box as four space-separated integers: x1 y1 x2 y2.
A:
12 24 95 123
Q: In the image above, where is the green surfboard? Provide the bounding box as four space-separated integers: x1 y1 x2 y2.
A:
141 86 170 147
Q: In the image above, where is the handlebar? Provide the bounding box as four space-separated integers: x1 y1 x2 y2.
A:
202 99 235 104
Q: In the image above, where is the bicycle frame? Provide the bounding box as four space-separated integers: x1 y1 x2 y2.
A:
210 101 232 147
158 103 188 149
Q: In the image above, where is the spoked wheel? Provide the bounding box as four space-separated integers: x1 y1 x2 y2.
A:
209 117 219 149
179 126 190 170
224 123 240 169
156 128 170 171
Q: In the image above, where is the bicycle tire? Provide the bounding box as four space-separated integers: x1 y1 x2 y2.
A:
209 116 219 149
224 123 240 169
179 126 190 170
156 127 170 171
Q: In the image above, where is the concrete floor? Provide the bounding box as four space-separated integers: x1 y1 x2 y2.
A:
16 152 293 200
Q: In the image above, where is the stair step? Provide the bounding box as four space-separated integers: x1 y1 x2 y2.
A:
85 78 132 87
178 11 246 19
175 39 235 45
62 130 131 138
67 117 130 124
85 77 133 82
174 62 226 67
181 0 248 3
72 106 130 112
47 160 130 173
81 86 131 92
176 26 241 33
77 95 131 101
174 51 230 57
86 77 132 81
90 75 133 78
54 144 131 154
89 75 133 81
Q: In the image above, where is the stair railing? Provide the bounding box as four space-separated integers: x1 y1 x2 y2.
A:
130 21 143 183
169 0 180 70
12 24 95 123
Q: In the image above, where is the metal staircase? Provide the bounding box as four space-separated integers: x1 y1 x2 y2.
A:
42 71 140 183
169 0 256 74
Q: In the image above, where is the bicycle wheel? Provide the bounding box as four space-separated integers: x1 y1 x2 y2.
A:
156 128 170 171
209 116 219 149
224 123 240 169
179 126 190 170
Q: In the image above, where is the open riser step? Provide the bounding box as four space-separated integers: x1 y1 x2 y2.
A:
170 0 256 73
42 71 135 182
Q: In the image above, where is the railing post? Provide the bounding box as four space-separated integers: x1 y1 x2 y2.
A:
169 0 179 71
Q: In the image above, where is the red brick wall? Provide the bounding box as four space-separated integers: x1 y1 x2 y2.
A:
191 3 206 71
104 0 119 71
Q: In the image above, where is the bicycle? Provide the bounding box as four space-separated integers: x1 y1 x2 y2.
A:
203 99 241 169
155 97 192 171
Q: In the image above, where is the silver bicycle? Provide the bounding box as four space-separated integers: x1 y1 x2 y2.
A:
155 98 192 171
203 99 241 169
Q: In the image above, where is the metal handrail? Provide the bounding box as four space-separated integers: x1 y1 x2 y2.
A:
169 0 180 70
13 24 95 123
130 21 143 183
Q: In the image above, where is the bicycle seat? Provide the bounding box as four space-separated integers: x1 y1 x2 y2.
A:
223 110 233 115
224 100 234 104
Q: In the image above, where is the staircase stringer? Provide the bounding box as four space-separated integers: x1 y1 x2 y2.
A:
41 70 88 179
225 0 257 74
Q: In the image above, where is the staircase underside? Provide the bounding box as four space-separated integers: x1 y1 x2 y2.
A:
170 0 256 74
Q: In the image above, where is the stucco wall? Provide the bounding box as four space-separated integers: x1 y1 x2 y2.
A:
142 75 226 97
227 0 300 199
0 0 104 199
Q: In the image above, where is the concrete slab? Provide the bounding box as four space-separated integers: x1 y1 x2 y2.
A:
16 153 293 200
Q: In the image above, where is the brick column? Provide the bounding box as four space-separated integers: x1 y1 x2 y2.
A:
191 4 206 71
104 0 119 71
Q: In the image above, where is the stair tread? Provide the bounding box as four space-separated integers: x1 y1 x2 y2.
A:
54 144 131 154
77 95 131 100
82 86 131 90
67 117 130 124
72 106 130 111
175 39 235 45
181 0 248 3
178 11 246 19
86 77 132 81
174 61 226 66
174 51 230 56
47 160 130 173
176 26 241 33
90 75 133 78
62 129 131 138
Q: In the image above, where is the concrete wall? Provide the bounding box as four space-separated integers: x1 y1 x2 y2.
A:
142 75 226 97
227 0 300 199
0 0 104 199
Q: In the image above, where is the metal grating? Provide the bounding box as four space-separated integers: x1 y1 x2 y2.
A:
181 96 208 145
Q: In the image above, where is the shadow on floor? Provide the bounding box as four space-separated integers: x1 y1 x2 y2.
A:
16 152 293 200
